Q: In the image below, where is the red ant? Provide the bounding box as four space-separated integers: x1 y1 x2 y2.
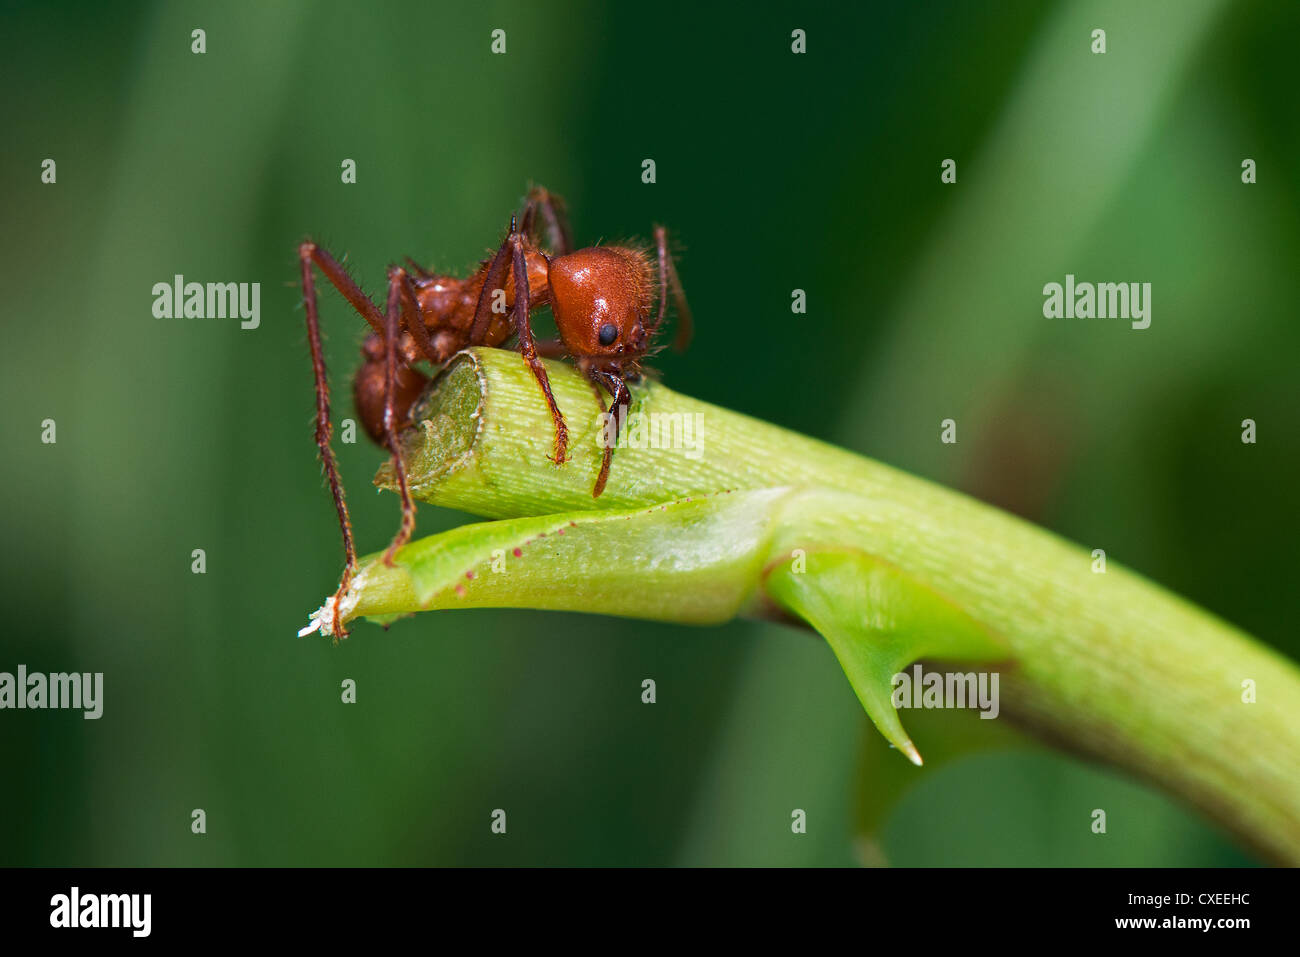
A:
300 186 692 638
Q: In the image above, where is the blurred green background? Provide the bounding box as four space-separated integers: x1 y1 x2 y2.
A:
3 0 1296 866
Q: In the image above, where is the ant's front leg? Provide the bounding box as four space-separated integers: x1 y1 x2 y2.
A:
586 367 631 498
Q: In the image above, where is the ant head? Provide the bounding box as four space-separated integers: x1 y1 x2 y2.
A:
548 247 652 359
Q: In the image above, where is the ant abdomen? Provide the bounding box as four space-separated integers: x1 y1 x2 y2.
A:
352 349 429 445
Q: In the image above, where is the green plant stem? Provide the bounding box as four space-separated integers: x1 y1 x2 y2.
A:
305 346 1300 864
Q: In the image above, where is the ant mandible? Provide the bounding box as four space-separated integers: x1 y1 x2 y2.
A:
300 186 692 638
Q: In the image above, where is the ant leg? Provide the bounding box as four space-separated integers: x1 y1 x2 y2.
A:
532 338 567 359
380 269 418 567
299 242 359 639
509 231 569 464
469 218 569 463
648 226 693 351
467 231 513 344
404 257 434 278
300 241 387 335
586 368 630 497
395 268 441 364
522 185 572 256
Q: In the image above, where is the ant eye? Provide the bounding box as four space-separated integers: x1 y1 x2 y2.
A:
598 323 619 346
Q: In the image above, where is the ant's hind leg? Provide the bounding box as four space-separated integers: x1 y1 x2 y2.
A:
300 241 387 335
299 242 361 639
